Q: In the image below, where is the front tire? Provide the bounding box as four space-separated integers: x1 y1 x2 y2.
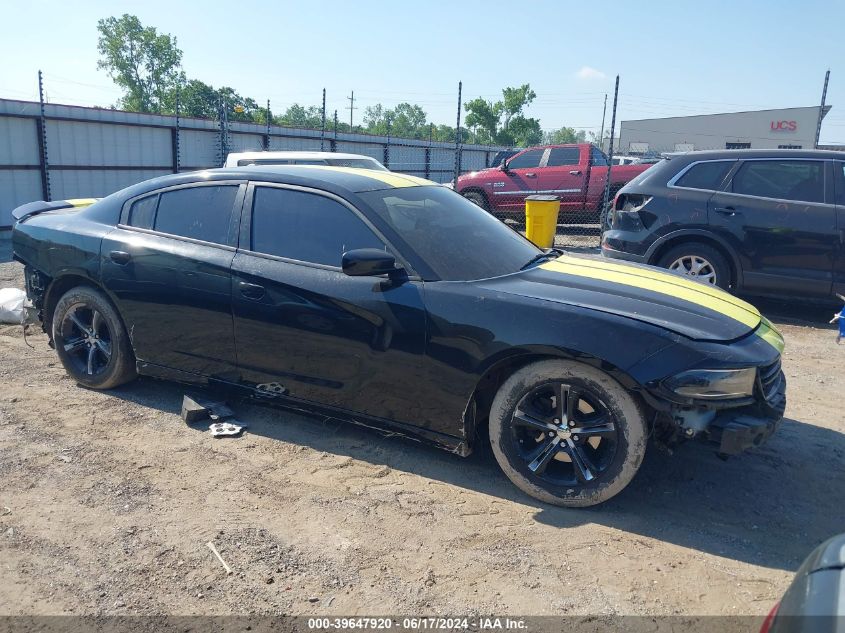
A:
489 360 647 507
52 286 137 389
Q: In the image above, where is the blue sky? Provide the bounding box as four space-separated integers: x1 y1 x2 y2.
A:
1 0 843 142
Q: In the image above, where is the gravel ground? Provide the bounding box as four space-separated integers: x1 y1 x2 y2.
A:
0 258 843 618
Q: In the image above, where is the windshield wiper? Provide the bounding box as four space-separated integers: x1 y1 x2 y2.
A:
520 248 564 270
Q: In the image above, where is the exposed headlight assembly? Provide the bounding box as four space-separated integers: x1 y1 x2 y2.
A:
664 368 756 400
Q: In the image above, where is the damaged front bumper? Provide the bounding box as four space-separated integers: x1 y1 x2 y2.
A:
651 358 786 456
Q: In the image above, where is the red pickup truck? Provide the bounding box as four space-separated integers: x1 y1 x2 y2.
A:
454 143 652 221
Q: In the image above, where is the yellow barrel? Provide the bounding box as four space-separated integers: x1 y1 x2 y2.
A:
524 195 560 249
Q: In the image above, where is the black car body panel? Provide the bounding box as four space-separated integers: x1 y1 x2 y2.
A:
602 149 845 300
12 166 786 456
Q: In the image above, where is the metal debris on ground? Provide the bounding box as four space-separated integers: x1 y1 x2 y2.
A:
209 421 245 438
181 395 235 424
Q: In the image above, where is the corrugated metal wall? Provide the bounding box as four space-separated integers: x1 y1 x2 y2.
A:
0 98 508 227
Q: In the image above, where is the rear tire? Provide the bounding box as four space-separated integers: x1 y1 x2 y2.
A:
656 242 730 290
489 359 647 507
52 286 137 389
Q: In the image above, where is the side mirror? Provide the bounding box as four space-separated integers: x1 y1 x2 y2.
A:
500 161 510 172
342 248 402 278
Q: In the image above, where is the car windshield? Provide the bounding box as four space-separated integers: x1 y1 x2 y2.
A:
360 186 542 281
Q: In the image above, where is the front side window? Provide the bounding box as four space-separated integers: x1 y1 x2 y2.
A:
153 186 238 244
674 161 735 191
507 149 544 170
730 160 824 203
251 187 386 266
547 148 580 167
360 186 540 281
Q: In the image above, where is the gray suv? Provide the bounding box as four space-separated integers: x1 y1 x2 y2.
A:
602 149 845 300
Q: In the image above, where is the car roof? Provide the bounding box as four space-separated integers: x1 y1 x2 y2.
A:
121 165 437 200
226 151 380 162
670 149 845 161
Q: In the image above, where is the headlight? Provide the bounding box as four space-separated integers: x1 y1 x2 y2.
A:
664 368 756 400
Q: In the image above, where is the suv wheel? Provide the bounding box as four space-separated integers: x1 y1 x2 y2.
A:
52 286 137 389
656 242 730 290
488 360 647 507
462 191 489 211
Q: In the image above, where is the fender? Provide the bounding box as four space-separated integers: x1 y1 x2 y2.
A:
643 228 745 289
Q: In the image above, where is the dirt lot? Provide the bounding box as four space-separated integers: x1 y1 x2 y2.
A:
1 258 843 618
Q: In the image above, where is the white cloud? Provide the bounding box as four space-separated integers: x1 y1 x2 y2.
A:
575 66 606 80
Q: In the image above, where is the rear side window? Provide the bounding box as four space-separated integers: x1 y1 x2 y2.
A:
674 161 734 190
730 160 824 203
547 148 580 167
507 149 543 169
836 163 845 205
590 148 608 166
154 185 239 245
128 195 158 229
251 187 386 266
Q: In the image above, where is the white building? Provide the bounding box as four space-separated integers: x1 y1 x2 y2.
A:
618 106 831 155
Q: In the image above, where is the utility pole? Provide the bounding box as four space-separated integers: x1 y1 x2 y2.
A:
346 91 356 129
599 93 607 151
814 69 830 149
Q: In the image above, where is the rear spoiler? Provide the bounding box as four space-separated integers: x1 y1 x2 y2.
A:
11 198 100 223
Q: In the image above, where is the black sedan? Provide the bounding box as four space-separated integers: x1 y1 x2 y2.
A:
11 166 786 506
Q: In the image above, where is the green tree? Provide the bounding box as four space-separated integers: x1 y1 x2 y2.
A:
543 127 587 144
464 84 541 146
277 103 324 128
97 14 183 113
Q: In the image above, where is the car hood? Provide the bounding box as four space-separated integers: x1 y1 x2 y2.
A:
481 254 774 345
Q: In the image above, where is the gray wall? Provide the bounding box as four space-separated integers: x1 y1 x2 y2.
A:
0 98 507 227
619 106 829 154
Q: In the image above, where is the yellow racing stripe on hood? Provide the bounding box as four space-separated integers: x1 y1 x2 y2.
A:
541 258 761 330
293 165 435 188
559 255 760 315
756 317 785 354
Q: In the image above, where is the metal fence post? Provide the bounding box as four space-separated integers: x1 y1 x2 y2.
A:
814 69 830 149
601 75 620 215
37 70 51 201
331 110 338 152
453 81 462 185
425 123 432 180
384 114 391 169
171 89 180 173
264 99 271 150
320 88 327 151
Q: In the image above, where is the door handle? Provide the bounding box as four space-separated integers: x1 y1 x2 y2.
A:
238 281 266 300
569 170 582 175
714 206 738 216
109 250 131 265
525 172 537 178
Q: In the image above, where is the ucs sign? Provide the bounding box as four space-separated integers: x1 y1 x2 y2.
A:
771 120 798 131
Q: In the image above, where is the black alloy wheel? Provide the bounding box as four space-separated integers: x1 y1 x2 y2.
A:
510 381 618 486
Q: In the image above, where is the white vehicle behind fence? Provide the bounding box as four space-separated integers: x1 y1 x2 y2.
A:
224 151 388 170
